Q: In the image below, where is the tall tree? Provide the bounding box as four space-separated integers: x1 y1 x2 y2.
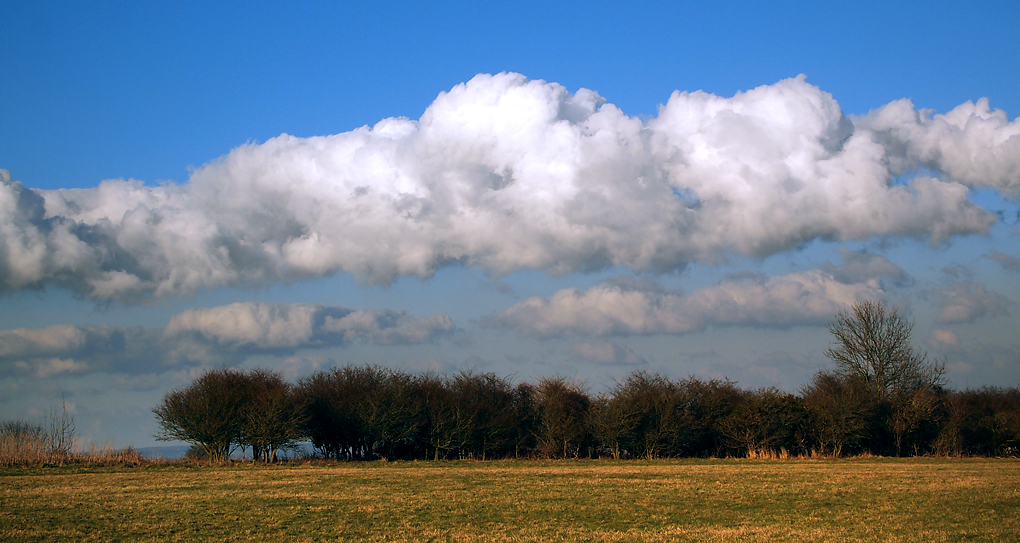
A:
825 301 945 400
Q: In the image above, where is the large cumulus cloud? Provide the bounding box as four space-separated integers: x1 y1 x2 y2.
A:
1 73 1013 301
858 97 1020 194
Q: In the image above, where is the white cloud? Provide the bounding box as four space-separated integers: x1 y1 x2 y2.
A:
0 303 454 378
0 73 1009 300
935 282 1010 324
928 328 960 348
166 302 454 348
492 268 886 338
0 324 90 358
165 303 321 348
856 97 1020 195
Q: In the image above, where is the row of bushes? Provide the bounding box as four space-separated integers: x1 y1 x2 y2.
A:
154 366 1020 462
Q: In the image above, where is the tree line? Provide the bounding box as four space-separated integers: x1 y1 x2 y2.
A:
154 302 1020 461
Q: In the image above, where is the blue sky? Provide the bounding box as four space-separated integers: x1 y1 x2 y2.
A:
1 0 1018 448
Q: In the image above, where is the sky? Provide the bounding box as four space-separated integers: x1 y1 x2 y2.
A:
1 0 1019 449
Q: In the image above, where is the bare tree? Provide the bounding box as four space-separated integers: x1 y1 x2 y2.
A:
240 369 307 462
609 372 683 460
889 386 945 456
46 397 76 457
825 301 945 400
534 377 591 458
418 374 461 461
721 387 810 457
153 369 247 462
358 368 418 461
677 378 743 457
509 383 538 458
801 372 878 456
450 371 517 459
588 393 637 460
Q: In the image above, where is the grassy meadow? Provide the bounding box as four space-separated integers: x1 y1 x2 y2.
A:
1 458 1018 542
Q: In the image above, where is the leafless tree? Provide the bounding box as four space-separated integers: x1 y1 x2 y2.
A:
825 301 945 400
153 369 247 462
802 372 877 456
720 387 810 457
240 369 307 462
534 377 590 458
588 394 637 459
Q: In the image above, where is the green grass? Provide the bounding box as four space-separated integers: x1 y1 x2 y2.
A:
2 458 1018 541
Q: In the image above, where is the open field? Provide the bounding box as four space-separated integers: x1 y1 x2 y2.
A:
2 458 1018 542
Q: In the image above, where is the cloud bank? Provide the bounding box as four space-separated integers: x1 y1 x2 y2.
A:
0 303 453 378
492 253 902 338
2 73 1014 300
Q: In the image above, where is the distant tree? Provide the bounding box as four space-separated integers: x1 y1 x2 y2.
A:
825 301 945 400
942 387 1020 457
240 369 307 463
0 419 45 441
184 444 209 461
721 387 811 457
357 368 419 460
610 372 683 459
534 378 591 458
298 365 388 460
0 419 47 464
1 399 77 464
802 372 877 456
889 386 946 456
509 383 539 458
297 370 347 460
451 371 517 459
153 369 248 462
588 393 637 460
677 378 743 457
418 374 461 460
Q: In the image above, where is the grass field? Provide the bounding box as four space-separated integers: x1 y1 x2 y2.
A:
2 458 1018 542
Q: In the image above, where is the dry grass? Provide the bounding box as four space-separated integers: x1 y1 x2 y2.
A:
0 434 147 467
0 432 52 465
2 458 1018 541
